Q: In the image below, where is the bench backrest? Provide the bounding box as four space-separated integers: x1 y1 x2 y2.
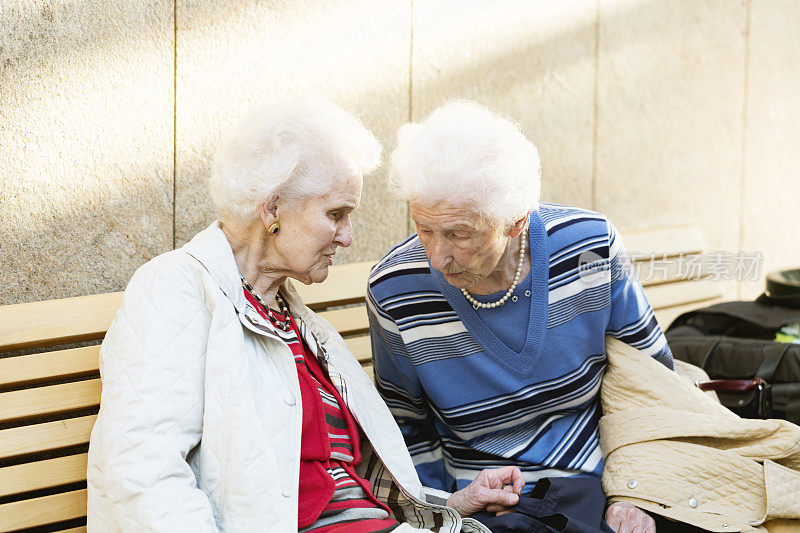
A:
0 226 721 532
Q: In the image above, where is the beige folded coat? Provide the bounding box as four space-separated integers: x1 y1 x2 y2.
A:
600 337 800 533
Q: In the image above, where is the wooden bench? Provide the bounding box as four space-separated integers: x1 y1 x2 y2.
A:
0 225 728 532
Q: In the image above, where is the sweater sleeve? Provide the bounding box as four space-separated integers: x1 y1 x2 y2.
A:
605 220 674 370
366 287 452 491
87 257 218 532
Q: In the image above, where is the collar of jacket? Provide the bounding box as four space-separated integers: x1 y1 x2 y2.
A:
182 221 330 346
179 222 447 517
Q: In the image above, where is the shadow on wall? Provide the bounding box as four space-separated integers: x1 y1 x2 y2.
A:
0 175 172 304
1 1 166 72
2 0 747 304
0 0 375 75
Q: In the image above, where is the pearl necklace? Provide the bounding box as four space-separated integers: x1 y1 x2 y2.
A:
240 276 291 331
461 226 528 310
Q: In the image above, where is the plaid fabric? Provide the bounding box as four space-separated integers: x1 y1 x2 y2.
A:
296 315 491 533
356 443 452 532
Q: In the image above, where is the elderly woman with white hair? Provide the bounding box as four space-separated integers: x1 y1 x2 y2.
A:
86 98 522 533
368 102 681 533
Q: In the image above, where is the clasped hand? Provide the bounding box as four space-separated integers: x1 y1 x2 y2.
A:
445 466 525 517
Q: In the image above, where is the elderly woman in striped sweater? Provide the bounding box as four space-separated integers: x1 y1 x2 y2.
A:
368 102 680 533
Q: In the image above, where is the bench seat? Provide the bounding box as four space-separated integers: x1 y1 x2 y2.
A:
0 225 731 532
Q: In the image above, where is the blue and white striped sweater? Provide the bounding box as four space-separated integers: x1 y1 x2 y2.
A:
367 203 673 492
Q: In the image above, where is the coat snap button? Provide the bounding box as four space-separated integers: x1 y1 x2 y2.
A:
284 395 296 406
688 498 698 508
627 479 638 489
282 487 292 498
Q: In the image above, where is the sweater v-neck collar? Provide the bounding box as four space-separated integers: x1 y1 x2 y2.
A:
430 210 549 371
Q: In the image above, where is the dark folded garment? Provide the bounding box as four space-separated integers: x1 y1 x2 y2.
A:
470 477 614 533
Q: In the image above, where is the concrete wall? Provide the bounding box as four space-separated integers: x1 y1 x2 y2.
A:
2 0 799 305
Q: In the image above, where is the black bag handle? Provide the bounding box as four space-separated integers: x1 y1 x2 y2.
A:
700 340 723 372
701 338 792 382
788 387 800 424
755 343 794 382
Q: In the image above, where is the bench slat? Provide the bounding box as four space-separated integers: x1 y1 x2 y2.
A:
0 453 87 498
635 253 710 287
0 307 368 391
0 262 375 354
295 261 373 309
0 346 101 389
362 363 375 381
316 306 369 337
0 415 95 461
0 380 101 425
345 335 372 365
0 488 86 532
625 226 705 259
645 279 723 311
0 293 123 353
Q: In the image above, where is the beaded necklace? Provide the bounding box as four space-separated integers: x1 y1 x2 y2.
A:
460 225 528 310
240 275 291 331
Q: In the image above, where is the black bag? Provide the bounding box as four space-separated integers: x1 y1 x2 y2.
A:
666 299 800 424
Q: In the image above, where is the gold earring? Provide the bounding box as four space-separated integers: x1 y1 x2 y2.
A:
268 222 280 235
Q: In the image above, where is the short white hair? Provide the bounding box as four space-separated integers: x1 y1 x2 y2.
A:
210 96 381 223
388 100 541 226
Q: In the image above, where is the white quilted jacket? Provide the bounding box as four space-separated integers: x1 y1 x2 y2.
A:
87 222 485 533
600 337 800 532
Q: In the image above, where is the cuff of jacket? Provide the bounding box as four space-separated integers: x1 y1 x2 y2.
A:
422 486 452 506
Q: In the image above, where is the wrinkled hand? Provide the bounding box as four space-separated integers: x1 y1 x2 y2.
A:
445 466 525 517
605 502 656 533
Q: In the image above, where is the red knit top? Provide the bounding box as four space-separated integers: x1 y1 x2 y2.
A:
244 290 399 533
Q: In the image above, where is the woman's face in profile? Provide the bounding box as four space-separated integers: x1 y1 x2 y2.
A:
274 169 363 285
410 201 509 290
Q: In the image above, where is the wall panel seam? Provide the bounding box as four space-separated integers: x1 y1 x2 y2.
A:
172 0 178 250
407 0 414 236
737 0 752 299
590 0 600 211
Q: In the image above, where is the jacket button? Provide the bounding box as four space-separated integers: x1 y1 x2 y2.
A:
284 395 296 406
282 487 292 498
688 498 698 508
627 479 638 489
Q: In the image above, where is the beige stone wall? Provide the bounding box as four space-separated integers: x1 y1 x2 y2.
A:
2 0 799 305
